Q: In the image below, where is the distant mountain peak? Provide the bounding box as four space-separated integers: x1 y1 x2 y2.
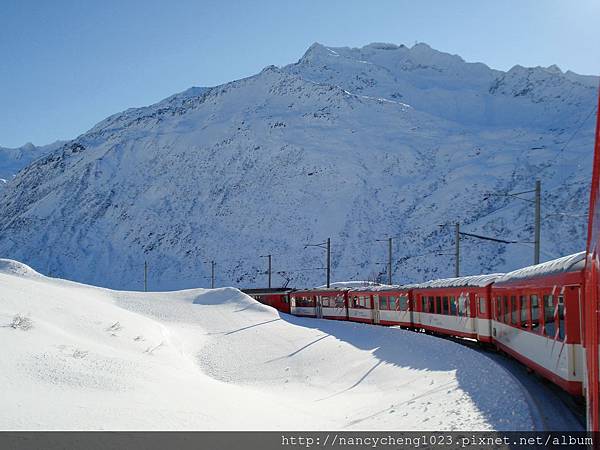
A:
0 42 596 290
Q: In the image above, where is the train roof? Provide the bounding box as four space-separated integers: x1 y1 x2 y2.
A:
292 287 347 294
494 251 586 286
316 281 384 289
407 273 504 289
346 285 407 292
241 288 294 295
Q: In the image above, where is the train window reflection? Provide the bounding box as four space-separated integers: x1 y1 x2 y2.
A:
544 295 555 337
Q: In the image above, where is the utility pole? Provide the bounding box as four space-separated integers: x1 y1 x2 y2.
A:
534 179 541 265
211 260 215 289
455 223 460 278
388 237 393 285
144 260 148 292
305 238 331 288
326 238 331 288
260 254 272 288
483 181 541 265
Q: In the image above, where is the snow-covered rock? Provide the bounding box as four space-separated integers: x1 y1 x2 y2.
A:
0 43 596 289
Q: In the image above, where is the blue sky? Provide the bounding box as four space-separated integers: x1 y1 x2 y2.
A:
1 0 599 148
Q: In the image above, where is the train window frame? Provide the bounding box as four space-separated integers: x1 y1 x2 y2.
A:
457 294 468 317
398 295 408 311
378 295 388 310
519 295 528 329
449 296 457 315
543 294 556 338
558 295 565 341
495 296 501 321
478 297 486 315
510 296 518 326
389 295 397 311
428 296 435 313
530 294 540 333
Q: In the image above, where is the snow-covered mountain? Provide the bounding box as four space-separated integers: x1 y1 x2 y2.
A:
0 141 64 185
0 43 597 290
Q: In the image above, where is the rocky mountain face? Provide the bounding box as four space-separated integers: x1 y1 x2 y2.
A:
0 43 597 290
0 141 64 184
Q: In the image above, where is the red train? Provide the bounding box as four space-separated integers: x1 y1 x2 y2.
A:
245 86 600 431
245 252 586 397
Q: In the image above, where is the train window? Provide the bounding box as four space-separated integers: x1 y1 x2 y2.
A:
399 295 408 311
450 296 457 315
352 296 359 308
478 297 486 315
458 294 469 316
520 296 528 328
358 296 365 308
335 295 345 308
421 297 427 312
495 296 501 320
543 295 556 337
320 297 329 307
378 295 388 310
428 296 435 313
531 295 540 332
558 296 565 341
435 296 442 314
511 296 518 325
442 297 449 315
502 296 509 323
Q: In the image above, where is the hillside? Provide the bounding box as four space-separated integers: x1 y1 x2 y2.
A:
0 43 596 289
0 259 532 430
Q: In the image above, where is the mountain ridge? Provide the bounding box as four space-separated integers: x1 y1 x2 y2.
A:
0 42 596 290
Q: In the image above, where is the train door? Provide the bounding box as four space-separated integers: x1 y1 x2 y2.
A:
475 292 492 343
373 294 381 324
315 296 323 319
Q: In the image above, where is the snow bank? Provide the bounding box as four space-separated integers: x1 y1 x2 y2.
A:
0 260 533 430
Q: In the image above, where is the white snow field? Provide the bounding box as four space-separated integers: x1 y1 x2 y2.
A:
0 259 533 430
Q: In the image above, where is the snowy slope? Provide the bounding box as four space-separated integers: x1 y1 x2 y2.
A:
0 259 532 430
0 141 64 184
0 42 597 289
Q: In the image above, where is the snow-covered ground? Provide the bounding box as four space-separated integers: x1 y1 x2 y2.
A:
0 259 533 430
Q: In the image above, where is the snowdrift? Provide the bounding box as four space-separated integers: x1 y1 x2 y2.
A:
0 259 532 430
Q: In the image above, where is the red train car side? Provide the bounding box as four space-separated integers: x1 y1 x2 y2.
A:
410 275 501 343
584 85 600 430
491 253 586 396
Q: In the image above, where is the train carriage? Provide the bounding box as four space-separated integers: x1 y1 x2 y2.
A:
373 288 413 327
492 252 586 396
411 274 502 342
290 289 348 320
241 288 293 314
346 289 376 323
345 287 413 326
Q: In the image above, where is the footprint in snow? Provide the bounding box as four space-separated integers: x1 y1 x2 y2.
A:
106 322 122 333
